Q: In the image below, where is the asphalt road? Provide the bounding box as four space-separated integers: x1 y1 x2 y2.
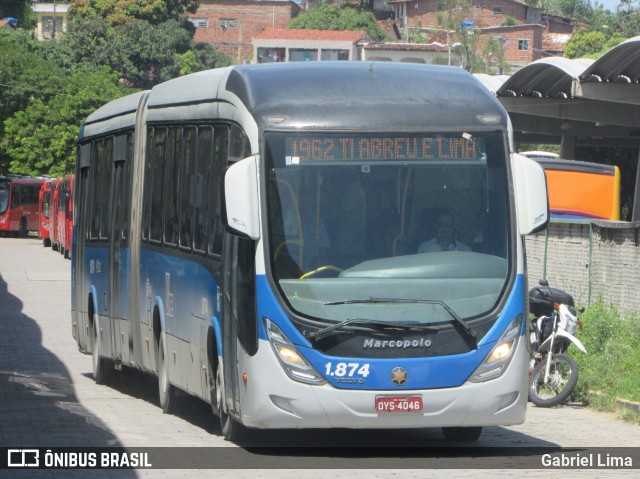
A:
1 236 638 478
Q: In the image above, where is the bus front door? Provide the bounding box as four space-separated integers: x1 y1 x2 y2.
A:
110 159 127 364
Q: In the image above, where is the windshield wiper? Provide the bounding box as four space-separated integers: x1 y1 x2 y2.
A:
324 297 477 348
309 318 438 342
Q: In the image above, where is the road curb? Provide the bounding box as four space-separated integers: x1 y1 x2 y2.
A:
615 398 640 418
589 390 640 419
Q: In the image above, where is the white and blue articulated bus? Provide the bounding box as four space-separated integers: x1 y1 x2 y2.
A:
71 62 548 442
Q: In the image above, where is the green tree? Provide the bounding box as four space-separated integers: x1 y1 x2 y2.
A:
435 0 485 72
483 35 509 74
113 19 194 87
0 29 57 121
500 16 518 27
0 29 67 173
537 0 594 23
617 0 640 37
289 4 387 41
564 29 607 58
2 68 129 177
52 17 231 89
69 0 199 26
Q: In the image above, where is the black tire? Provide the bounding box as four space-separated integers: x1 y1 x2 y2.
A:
442 426 483 442
529 353 579 407
207 355 219 417
215 361 246 442
92 321 107 385
157 337 177 414
18 218 27 237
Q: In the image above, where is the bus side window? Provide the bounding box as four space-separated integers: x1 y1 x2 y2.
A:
229 123 251 162
79 167 90 241
11 187 20 207
149 127 167 244
163 127 181 246
194 126 213 253
121 132 133 240
88 140 102 241
141 129 154 242
208 126 228 257
99 137 113 241
179 127 197 251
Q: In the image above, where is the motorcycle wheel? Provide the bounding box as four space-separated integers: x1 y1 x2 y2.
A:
529 353 579 407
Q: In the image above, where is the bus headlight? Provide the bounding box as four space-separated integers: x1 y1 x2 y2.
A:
264 318 326 385
469 315 522 382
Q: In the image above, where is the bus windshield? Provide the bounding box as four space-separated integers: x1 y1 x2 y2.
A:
0 179 9 215
265 131 511 325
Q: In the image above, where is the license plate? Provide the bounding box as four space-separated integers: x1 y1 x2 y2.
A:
375 395 423 413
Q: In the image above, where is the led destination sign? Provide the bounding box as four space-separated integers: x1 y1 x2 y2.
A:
285 134 484 163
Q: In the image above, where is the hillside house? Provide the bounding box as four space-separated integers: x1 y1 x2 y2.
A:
33 2 69 41
191 0 303 63
388 0 576 66
253 29 372 62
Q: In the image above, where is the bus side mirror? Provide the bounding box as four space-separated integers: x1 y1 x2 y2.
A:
513 153 549 235
224 155 260 240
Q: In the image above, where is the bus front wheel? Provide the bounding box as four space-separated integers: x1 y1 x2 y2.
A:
215 362 245 442
157 337 176 414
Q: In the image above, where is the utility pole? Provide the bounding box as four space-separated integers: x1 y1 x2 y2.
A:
52 0 57 41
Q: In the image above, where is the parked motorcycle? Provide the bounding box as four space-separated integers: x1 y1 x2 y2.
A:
528 279 587 407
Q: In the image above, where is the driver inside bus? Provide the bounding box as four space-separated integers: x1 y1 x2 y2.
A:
418 208 471 253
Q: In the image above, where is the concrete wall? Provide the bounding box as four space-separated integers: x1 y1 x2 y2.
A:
525 219 640 314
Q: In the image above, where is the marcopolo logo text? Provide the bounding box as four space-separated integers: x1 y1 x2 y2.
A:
363 338 431 349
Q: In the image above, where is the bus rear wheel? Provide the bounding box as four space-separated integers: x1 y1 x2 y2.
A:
157 337 176 414
92 321 107 385
442 426 482 442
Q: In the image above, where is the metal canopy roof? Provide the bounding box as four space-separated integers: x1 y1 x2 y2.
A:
470 39 640 148
573 36 640 105
472 38 640 220
496 58 593 99
579 36 640 84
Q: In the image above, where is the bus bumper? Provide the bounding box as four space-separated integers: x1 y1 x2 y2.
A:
235 332 528 430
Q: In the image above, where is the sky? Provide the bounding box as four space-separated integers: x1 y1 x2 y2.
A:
593 0 622 11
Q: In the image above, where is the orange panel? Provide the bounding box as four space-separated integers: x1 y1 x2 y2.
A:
545 167 620 220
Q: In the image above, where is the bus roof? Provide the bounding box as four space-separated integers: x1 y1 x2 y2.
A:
149 62 509 131
81 63 509 140
80 90 149 140
0 176 44 184
231 62 508 130
534 158 616 176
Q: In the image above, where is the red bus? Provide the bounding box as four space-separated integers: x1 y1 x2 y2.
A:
38 179 58 247
51 174 74 258
0 176 44 237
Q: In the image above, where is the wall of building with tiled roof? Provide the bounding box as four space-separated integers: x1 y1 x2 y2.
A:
253 28 372 62
254 28 368 42
192 0 302 63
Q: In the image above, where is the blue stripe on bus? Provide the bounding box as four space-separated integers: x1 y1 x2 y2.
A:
256 274 525 390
